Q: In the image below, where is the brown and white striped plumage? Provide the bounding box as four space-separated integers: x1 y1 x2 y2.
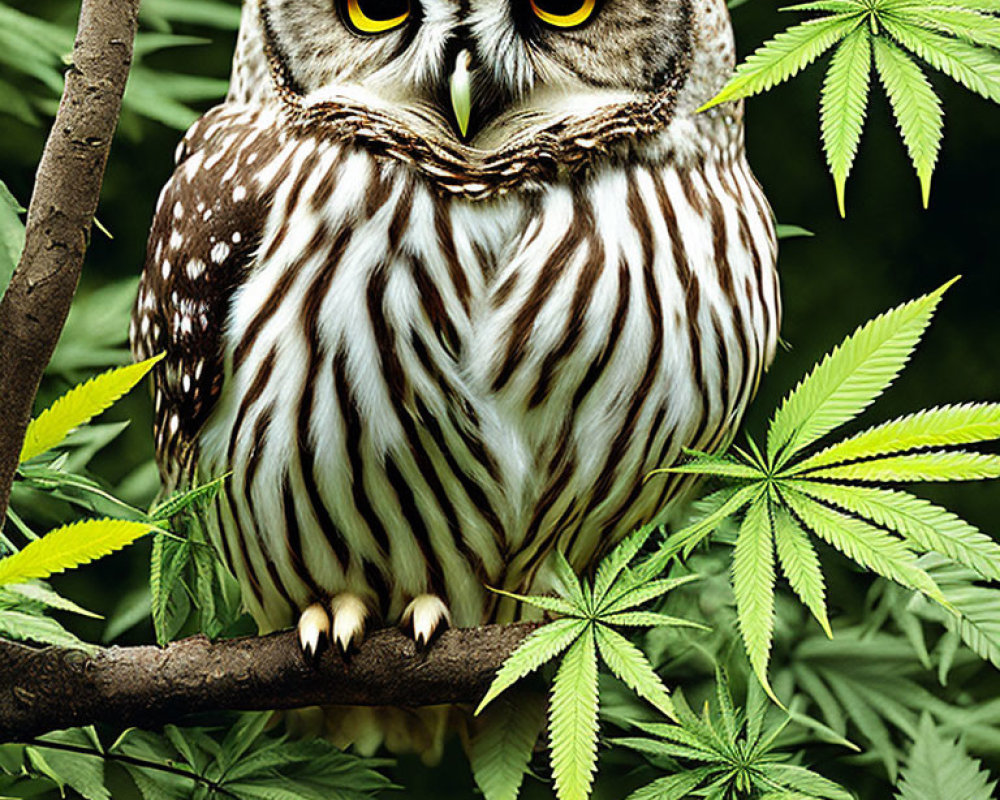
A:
133 0 778 668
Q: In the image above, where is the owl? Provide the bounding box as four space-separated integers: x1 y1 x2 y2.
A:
132 0 778 760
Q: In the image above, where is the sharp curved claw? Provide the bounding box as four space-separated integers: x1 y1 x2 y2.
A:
402 594 451 647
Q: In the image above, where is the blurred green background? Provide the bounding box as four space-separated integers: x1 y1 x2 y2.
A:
0 0 998 796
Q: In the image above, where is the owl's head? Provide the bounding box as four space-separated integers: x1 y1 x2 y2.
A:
249 0 732 151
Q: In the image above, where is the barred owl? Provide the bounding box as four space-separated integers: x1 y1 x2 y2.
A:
132 0 778 756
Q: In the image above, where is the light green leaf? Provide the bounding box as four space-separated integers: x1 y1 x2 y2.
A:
624 771 707 800
873 37 943 207
789 482 1000 582
773 504 832 637
792 403 1000 472
549 632 600 800
821 25 872 215
592 524 655 607
896 7 1000 50
766 763 855 800
552 550 589 611
600 610 708 630
654 483 765 566
470 691 547 800
595 624 674 718
0 608 92 650
883 19 1000 103
895 715 997 800
767 281 951 469
601 574 701 616
0 519 153 586
801 450 1000 482
2 582 100 618
20 355 164 464
779 487 942 601
0 179 25 295
732 496 778 699
656 453 762 479
476 618 586 714
703 14 864 108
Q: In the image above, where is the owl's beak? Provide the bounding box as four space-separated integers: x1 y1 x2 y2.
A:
449 49 473 140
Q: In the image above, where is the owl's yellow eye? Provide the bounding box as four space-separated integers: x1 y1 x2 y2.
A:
344 0 410 35
528 0 597 28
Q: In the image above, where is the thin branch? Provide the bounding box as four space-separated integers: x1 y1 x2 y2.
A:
0 623 539 742
0 0 141 525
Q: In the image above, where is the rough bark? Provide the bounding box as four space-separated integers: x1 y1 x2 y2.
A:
0 0 141 524
0 623 539 742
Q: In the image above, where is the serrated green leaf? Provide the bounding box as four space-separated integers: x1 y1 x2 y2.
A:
821 26 872 215
895 715 997 800
802 450 1000 482
476 618 586 714
624 771 707 800
883 18 1000 103
779 487 943 601
767 281 951 469
896 6 1000 50
552 550 589 612
549 632 600 800
0 519 152 585
592 524 655 607
792 403 1000 472
600 610 708 630
601 574 701 615
20 355 164 464
773 504 832 637
766 763 854 799
595 624 674 718
656 453 762 479
704 14 864 108
732 496 778 699
0 608 92 650
470 690 547 800
30 730 110 800
2 582 100 618
149 475 228 523
150 533 193 645
789 482 1000 582
873 37 943 207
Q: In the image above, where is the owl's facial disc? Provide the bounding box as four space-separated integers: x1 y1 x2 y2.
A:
260 0 693 147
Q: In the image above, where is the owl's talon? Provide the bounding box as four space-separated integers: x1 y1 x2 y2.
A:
298 603 330 659
330 593 368 652
402 594 451 647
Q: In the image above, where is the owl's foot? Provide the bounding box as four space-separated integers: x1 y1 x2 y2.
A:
297 602 330 659
402 594 451 647
330 593 368 652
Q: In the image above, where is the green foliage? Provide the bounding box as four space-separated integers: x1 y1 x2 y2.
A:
477 526 704 800
705 0 1000 212
0 1 237 131
0 716 391 800
20 356 164 464
654 280 1000 697
894 715 997 800
0 178 24 294
616 673 853 800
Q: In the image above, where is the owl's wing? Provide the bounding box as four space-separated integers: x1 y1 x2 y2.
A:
131 107 267 489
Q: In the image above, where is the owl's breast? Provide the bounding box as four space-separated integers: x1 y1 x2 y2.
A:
193 121 778 629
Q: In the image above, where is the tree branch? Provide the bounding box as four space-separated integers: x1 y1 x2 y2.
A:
0 623 539 742
0 0 141 524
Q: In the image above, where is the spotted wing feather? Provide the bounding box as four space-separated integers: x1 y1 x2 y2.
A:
131 112 267 488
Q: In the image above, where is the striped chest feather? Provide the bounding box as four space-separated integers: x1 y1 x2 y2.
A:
134 106 779 631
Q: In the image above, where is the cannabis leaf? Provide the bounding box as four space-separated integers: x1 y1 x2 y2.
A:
616 672 853 800
895 715 997 800
476 525 705 800
655 279 1000 698
20 355 164 464
704 0 1000 213
0 519 153 587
